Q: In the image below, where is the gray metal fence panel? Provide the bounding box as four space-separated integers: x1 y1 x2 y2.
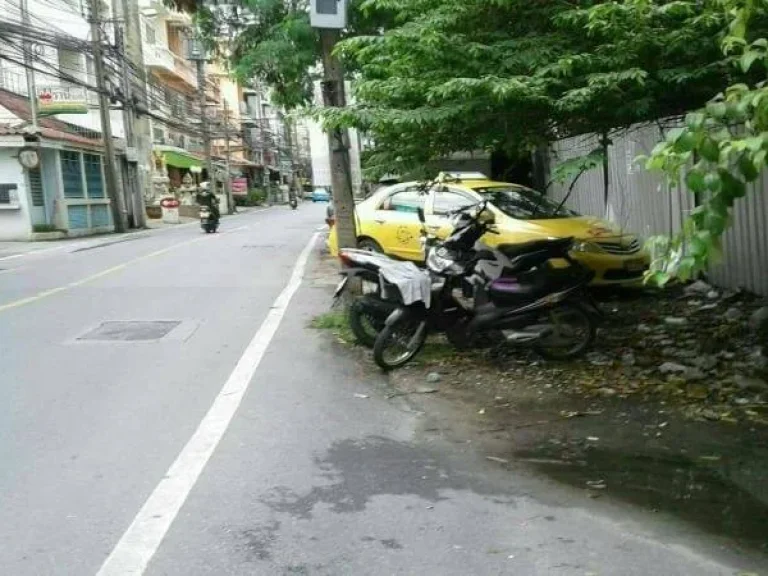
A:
548 121 768 296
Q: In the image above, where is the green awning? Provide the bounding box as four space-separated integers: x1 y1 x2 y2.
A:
163 150 202 170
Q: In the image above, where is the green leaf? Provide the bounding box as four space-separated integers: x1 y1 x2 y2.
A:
674 130 697 153
645 270 672 288
685 112 705 130
741 50 762 73
706 102 727 119
704 172 722 192
738 154 760 182
685 169 706 192
719 170 747 198
700 137 721 162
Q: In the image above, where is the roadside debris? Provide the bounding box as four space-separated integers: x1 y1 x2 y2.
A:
485 456 510 464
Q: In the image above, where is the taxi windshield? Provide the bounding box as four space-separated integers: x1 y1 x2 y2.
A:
472 185 578 220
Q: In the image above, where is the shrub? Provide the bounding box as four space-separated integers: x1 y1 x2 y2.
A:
32 224 59 233
235 188 267 207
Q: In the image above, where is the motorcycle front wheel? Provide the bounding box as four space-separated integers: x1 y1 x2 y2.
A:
373 309 428 371
534 302 596 360
348 296 388 348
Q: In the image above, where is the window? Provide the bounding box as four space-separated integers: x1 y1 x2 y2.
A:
317 0 338 14
0 184 16 204
28 167 44 206
380 188 425 213
61 151 84 199
83 154 104 199
433 188 475 216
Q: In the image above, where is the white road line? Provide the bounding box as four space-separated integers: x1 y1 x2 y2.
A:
96 232 319 576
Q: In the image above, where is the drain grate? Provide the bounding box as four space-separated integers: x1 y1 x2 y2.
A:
78 321 181 342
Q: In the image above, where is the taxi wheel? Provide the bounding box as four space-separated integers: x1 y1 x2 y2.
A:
357 238 383 253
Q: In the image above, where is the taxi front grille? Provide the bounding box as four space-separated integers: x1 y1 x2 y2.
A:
596 238 641 255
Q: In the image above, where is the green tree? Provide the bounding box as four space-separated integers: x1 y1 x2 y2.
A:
645 0 768 285
322 0 748 182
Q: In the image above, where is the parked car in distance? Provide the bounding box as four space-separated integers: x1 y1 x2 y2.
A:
326 174 650 286
311 187 331 202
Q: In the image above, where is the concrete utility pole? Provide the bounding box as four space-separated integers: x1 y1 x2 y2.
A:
222 99 234 213
114 0 148 228
113 7 141 228
89 0 126 233
20 0 38 129
319 29 356 249
190 38 215 193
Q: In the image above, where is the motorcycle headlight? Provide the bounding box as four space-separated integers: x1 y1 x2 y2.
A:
572 241 602 253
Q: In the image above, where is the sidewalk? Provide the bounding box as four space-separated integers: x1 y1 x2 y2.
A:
0 207 265 261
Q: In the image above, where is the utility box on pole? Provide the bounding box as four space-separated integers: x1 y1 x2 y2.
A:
310 0 347 29
311 0 357 251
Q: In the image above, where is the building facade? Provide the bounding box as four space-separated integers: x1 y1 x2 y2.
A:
0 0 125 240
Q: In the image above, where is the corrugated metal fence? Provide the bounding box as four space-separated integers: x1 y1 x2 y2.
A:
547 122 768 296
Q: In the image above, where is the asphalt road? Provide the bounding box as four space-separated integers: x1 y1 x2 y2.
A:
0 204 763 576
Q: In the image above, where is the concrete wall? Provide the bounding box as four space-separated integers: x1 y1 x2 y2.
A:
0 147 32 240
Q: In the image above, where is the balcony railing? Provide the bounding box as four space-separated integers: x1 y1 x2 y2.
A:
146 45 198 88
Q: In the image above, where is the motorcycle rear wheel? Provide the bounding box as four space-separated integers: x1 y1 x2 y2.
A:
534 302 596 360
373 309 428 371
348 296 388 348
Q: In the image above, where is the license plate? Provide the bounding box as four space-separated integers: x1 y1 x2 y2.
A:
333 277 349 298
625 259 647 272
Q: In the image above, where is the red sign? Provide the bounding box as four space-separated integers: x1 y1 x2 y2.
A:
231 178 248 195
160 197 180 208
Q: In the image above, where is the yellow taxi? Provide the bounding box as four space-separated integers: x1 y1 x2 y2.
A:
328 174 649 285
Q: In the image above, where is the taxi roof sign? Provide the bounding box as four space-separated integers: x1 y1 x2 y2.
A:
437 171 489 181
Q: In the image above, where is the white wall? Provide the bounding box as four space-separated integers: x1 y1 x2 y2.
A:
0 148 32 240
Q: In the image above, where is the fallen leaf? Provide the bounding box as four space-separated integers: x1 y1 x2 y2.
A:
478 408 486 415
353 393 370 399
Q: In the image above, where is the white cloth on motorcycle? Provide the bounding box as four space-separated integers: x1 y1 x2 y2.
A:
378 260 432 308
340 249 431 307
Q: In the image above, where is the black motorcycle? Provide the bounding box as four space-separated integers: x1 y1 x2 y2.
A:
332 249 399 347
372 202 601 370
200 206 218 233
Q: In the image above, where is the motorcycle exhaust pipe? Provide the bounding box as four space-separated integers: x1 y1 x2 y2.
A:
503 325 553 343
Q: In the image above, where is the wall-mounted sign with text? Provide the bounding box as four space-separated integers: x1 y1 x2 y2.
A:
37 86 88 116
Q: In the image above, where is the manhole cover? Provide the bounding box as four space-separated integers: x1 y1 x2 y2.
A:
78 321 181 341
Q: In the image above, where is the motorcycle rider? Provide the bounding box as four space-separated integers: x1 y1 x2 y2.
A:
196 182 220 224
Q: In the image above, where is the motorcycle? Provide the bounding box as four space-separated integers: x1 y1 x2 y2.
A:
200 206 218 233
372 202 602 370
289 194 298 210
331 219 445 347
333 249 399 347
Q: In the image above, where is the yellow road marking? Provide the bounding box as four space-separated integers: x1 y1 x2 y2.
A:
0 236 207 314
